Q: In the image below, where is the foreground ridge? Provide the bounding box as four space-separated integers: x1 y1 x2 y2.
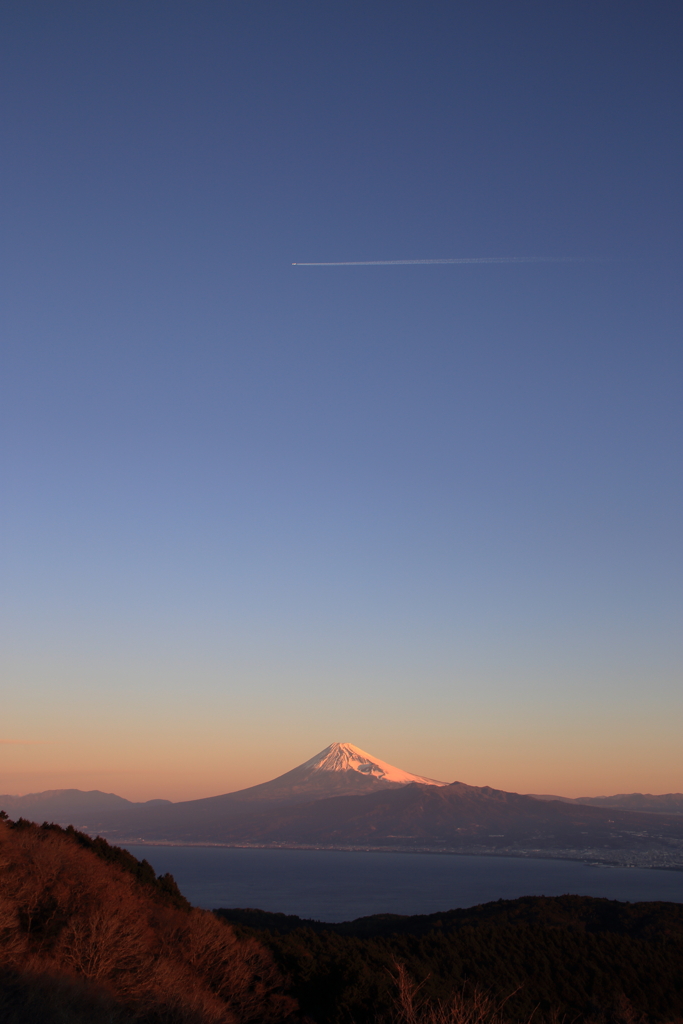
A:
0 813 295 1023
217 894 683 1024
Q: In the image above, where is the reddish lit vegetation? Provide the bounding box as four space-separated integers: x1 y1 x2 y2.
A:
0 816 296 1023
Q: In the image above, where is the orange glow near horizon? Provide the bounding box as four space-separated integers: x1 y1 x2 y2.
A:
1 721 681 803
3 648 681 804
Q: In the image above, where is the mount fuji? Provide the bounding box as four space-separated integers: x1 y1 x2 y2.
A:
218 742 448 802
0 742 445 835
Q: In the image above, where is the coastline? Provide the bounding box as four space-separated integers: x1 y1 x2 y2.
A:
114 839 683 870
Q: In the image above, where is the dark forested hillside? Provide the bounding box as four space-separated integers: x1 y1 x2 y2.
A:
217 895 683 1024
0 815 296 1024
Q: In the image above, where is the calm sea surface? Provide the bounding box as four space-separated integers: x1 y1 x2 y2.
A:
123 846 683 921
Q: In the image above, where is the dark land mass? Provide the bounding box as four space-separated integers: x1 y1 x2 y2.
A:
217 895 683 1024
93 781 683 868
4 770 683 868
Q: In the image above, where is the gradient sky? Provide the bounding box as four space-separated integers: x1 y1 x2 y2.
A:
1 1 682 802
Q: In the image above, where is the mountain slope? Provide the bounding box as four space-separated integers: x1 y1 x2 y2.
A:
103 778 683 867
0 816 294 1023
101 742 448 839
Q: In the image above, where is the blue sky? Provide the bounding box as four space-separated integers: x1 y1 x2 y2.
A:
1 1 681 799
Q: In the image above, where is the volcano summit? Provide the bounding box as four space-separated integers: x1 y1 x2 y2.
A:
238 741 448 801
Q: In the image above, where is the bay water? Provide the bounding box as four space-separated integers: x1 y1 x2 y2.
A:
123 846 683 921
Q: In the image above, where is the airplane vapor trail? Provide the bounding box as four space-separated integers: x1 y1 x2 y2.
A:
292 256 606 266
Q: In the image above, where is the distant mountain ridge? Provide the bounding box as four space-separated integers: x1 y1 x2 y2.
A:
0 788 171 827
531 792 683 815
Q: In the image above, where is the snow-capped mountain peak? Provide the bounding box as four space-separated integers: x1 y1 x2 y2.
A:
299 742 447 787
187 741 449 806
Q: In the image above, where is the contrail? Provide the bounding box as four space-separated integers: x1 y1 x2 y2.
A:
292 256 607 266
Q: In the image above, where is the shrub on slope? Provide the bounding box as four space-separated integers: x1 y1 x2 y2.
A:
0 816 296 1024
